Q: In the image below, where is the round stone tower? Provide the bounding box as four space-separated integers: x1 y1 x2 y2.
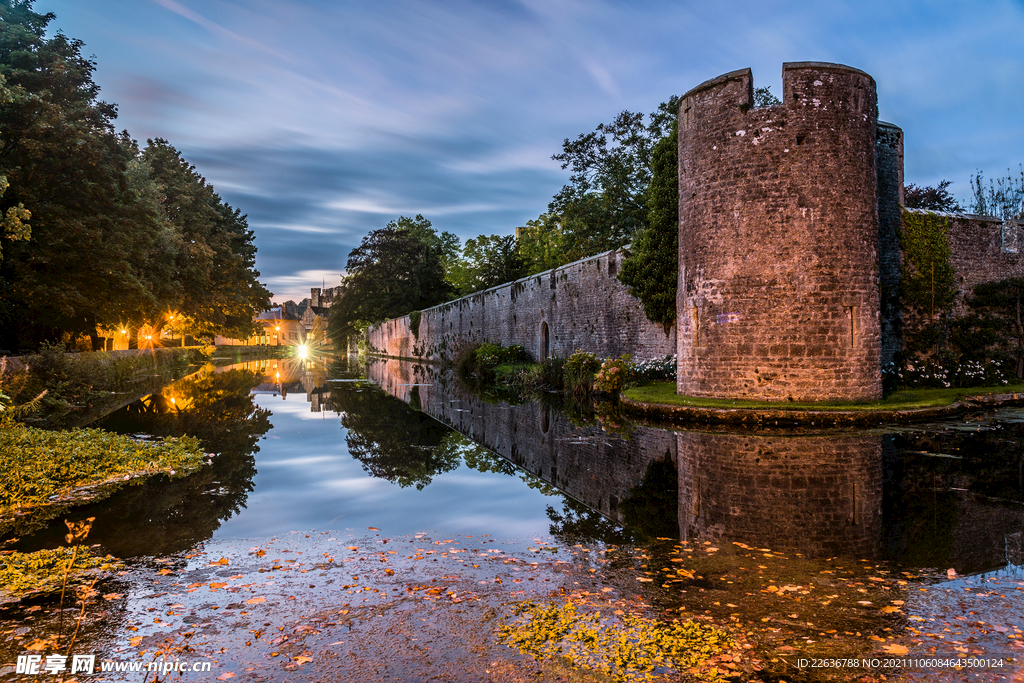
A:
677 62 882 401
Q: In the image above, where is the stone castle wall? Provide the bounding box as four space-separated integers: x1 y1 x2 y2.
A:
676 63 883 402
365 248 676 363
942 212 1024 314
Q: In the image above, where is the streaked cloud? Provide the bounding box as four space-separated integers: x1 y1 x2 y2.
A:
36 0 1024 307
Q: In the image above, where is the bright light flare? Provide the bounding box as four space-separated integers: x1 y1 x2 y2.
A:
297 344 309 360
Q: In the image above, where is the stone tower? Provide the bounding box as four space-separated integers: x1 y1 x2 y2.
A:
677 62 886 402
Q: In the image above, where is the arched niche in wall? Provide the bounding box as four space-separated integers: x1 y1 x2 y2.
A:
541 321 550 360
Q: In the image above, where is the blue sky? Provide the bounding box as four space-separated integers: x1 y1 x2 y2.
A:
36 0 1024 303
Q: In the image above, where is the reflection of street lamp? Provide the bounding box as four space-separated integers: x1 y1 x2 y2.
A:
275 325 281 346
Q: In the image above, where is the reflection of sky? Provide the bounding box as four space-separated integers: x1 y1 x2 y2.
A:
212 394 560 540
33 0 1024 303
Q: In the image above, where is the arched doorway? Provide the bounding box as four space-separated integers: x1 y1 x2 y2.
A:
540 321 549 360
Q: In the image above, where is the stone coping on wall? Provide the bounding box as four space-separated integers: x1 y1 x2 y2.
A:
620 392 1024 428
903 206 1018 224
388 244 633 318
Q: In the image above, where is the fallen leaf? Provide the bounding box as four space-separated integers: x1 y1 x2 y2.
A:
129 636 143 647
209 557 230 566
157 568 173 575
25 639 50 651
294 656 312 664
209 582 228 590
881 606 901 614
216 674 236 680
883 644 909 656
368 527 380 531
246 597 267 604
103 593 124 600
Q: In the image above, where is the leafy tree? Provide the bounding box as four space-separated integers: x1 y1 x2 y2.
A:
0 173 29 261
0 1 167 349
618 125 678 330
905 180 963 212
328 218 451 342
458 233 525 294
548 97 678 263
970 166 1024 220
753 85 781 107
516 213 566 275
141 139 270 341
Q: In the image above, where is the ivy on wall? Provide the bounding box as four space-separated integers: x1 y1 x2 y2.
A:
408 310 422 340
900 209 955 354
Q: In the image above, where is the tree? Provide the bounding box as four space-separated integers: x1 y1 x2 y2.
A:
458 234 525 294
516 213 566 276
328 218 451 342
618 125 678 330
141 138 270 341
0 2 167 349
548 97 679 263
970 166 1024 220
905 180 963 212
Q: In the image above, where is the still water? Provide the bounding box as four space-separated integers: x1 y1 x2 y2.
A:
6 350 1024 680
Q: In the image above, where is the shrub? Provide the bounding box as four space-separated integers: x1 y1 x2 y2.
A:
564 350 600 399
539 356 565 389
632 355 676 382
593 354 633 398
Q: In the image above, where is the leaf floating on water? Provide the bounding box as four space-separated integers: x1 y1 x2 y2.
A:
103 593 123 600
881 606 901 614
246 596 266 604
636 577 654 582
157 569 173 575
883 644 909 656
368 527 380 531
209 582 227 590
209 557 230 566
129 636 143 647
216 674 236 680
294 656 312 664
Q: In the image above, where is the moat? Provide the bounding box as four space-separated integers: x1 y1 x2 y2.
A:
2 351 1023 681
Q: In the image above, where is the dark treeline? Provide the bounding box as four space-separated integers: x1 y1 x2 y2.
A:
0 1 270 353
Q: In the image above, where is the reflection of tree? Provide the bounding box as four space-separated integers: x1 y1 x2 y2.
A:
29 369 274 557
547 457 678 546
333 383 457 489
548 500 634 546
619 457 678 541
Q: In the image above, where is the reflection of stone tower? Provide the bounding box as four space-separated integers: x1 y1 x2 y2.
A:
678 63 891 401
677 430 883 559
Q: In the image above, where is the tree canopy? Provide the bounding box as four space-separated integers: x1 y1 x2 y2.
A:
328 215 451 342
0 1 269 350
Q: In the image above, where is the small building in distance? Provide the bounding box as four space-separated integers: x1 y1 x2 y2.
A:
215 306 305 346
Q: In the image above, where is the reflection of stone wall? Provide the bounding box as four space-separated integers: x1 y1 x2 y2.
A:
677 431 884 559
365 248 676 363
366 359 677 525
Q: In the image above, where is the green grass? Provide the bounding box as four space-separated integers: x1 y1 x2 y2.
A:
622 381 1024 412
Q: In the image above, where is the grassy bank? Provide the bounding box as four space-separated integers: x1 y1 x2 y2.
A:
0 420 207 536
623 380 1024 411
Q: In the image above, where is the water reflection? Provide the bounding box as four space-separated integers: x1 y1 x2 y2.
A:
16 366 272 557
365 358 1024 574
